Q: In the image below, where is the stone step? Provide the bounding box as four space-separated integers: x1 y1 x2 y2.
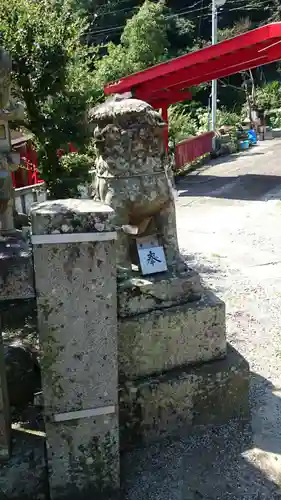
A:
119 345 249 449
117 269 202 318
118 291 226 380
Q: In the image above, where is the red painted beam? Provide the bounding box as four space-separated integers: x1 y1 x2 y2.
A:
186 40 281 85
147 90 192 108
136 44 268 98
146 89 192 102
150 97 191 109
261 39 281 61
104 23 281 95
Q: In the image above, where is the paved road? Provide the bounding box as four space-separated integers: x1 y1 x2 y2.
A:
177 139 281 205
124 139 281 499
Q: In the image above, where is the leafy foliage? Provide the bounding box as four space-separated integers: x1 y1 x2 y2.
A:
253 81 281 127
0 0 96 198
168 103 242 151
217 18 252 42
197 107 242 133
255 81 281 111
94 0 194 87
94 1 169 86
57 153 93 197
168 106 198 145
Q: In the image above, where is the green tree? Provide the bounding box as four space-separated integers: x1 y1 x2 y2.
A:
0 0 96 198
253 81 281 127
255 81 281 110
217 18 252 42
94 0 169 87
94 0 194 88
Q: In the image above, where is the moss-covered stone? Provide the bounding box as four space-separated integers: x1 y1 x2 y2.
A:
119 291 226 379
119 344 249 448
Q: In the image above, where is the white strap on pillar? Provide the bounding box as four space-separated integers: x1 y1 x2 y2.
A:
31 231 117 245
53 405 116 423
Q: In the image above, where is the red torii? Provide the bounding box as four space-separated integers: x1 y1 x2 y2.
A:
104 23 281 150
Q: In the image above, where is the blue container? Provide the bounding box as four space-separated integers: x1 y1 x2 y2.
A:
239 140 249 151
248 129 257 145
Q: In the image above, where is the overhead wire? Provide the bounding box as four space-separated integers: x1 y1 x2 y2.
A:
85 2 213 37
95 0 206 18
85 0 273 38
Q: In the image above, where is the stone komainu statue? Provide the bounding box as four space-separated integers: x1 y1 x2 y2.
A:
89 95 185 275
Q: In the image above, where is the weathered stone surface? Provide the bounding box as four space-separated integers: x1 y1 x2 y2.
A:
31 199 119 499
0 233 34 300
119 345 249 448
119 291 226 379
0 327 11 460
45 415 119 500
4 342 40 407
34 241 117 413
117 269 202 318
89 95 190 278
31 198 115 235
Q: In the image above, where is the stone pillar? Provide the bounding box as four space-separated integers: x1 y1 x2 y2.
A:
0 320 11 460
0 155 14 233
31 199 119 500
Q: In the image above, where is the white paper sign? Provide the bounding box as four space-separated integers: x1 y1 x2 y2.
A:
137 236 167 275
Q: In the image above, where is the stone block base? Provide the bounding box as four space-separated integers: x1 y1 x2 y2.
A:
0 232 34 300
118 268 202 318
45 414 119 500
119 345 249 448
119 291 226 379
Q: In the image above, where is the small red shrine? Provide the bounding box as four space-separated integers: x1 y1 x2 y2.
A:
11 131 78 189
11 133 42 188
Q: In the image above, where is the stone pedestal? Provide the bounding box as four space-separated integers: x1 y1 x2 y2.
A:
120 345 249 448
0 231 34 301
31 199 119 500
119 291 226 379
118 274 249 449
0 322 11 460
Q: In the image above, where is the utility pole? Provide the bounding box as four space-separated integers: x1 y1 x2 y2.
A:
211 0 226 149
211 0 217 139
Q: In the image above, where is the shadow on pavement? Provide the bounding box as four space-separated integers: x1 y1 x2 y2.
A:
122 371 281 499
178 174 281 201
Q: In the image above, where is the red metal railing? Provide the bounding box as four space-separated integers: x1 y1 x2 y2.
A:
175 131 214 170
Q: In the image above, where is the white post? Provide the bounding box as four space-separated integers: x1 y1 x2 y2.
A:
211 0 227 150
211 0 218 150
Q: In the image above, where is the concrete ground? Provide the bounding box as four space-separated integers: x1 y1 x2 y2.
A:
123 139 281 499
